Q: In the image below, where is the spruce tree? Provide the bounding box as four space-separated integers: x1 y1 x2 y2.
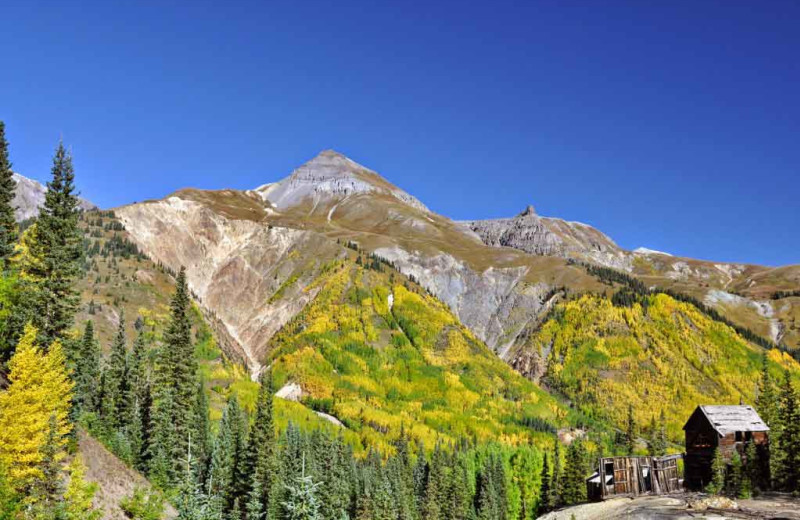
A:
32 414 63 507
423 442 447 520
625 405 637 455
537 453 551 516
560 441 587 506
0 121 17 267
706 448 726 495
209 394 246 512
107 310 129 428
281 456 321 520
412 441 428 516
775 369 799 491
246 371 277 518
549 442 562 509
756 352 777 428
74 320 101 415
164 267 198 466
24 141 83 346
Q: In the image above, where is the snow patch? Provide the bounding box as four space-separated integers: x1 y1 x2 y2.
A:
634 247 672 257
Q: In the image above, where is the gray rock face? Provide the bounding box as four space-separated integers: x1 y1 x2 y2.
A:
372 246 550 355
463 206 632 271
255 150 429 213
12 172 96 221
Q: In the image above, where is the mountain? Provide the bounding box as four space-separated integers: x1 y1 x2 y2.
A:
462 204 629 270
12 172 95 221
116 151 605 377
114 150 799 385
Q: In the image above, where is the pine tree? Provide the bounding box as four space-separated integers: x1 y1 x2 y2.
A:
423 442 447 520
412 441 428 516
22 141 83 346
756 352 777 428
32 414 63 507
148 386 177 488
706 448 726 495
625 405 637 455
281 456 321 520
0 325 73 492
560 441 587 506
0 121 17 267
74 320 101 415
726 451 743 497
164 267 198 468
193 380 212 482
245 371 277 519
537 453 551 516
445 452 470 520
549 442 562 509
209 395 245 512
107 310 130 428
774 369 800 491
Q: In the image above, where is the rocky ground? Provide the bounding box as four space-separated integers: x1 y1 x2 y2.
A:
538 493 800 519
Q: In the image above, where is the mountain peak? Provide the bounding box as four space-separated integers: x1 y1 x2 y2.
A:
517 205 537 217
256 151 429 213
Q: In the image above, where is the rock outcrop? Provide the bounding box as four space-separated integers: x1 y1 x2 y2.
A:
13 172 95 221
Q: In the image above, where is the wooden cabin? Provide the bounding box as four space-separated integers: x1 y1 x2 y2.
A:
683 405 769 490
586 454 682 500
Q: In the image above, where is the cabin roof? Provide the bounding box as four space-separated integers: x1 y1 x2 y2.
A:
683 405 769 435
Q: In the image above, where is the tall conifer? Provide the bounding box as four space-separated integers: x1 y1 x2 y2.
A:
0 121 17 266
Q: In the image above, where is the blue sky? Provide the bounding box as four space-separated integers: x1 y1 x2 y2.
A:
1 0 797 266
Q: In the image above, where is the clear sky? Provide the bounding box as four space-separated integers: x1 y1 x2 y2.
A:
1 0 797 266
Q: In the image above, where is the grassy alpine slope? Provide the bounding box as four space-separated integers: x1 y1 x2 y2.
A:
518 292 800 443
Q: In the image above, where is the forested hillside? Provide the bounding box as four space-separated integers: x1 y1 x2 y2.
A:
511 292 800 443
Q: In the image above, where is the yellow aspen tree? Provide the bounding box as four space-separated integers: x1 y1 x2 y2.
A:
0 324 73 492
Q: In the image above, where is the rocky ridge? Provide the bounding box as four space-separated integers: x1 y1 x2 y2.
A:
114 150 799 376
13 172 95 221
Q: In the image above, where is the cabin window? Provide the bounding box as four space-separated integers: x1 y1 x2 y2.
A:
735 431 743 442
745 431 752 442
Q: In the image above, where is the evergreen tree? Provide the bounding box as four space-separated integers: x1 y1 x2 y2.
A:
107 310 129 428
74 320 101 415
560 441 587 506
281 456 321 520
209 394 246 512
625 405 637 455
756 352 777 428
32 414 63 507
164 267 198 467
444 452 470 520
244 371 277 519
475 452 506 520
412 441 428 516
726 451 743 497
423 442 447 520
537 453 551 517
22 141 83 346
148 386 177 488
193 380 212 482
548 442 562 509
706 448 726 495
0 121 17 267
774 369 800 491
